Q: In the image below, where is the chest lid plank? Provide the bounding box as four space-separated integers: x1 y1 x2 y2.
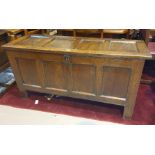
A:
2 35 151 59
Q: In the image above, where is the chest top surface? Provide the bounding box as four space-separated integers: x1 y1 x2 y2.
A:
2 35 151 59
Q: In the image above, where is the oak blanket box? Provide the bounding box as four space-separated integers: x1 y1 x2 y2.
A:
2 35 151 118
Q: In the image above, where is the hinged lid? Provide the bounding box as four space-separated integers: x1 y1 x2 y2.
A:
2 35 152 59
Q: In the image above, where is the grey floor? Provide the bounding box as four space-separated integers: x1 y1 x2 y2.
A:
0 105 118 125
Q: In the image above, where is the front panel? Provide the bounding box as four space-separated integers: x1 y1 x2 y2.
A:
17 58 40 86
43 61 68 92
96 58 133 105
71 63 96 96
100 66 131 99
8 51 133 106
70 56 132 105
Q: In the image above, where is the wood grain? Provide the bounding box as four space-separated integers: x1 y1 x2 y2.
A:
2 35 151 119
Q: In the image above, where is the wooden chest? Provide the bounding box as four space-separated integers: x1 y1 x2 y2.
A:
2 35 151 119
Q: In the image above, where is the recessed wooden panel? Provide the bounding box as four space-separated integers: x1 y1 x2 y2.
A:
101 66 131 98
44 61 68 91
76 39 105 50
71 64 96 95
17 58 40 85
45 38 78 49
16 36 51 47
109 41 137 52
